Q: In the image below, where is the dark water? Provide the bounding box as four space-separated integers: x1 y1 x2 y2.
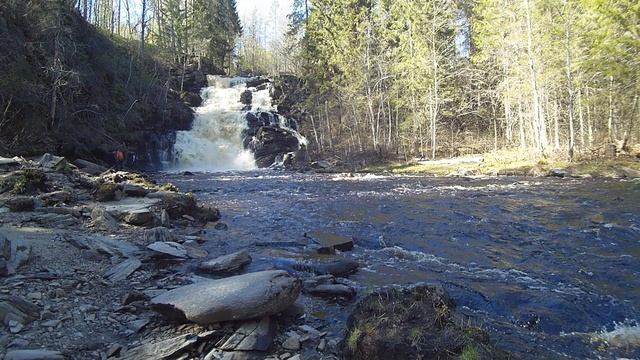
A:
157 171 640 359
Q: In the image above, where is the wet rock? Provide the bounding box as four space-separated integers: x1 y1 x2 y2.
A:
342 285 509 360
214 222 229 231
246 77 270 88
104 258 141 282
548 168 569 178
150 270 302 324
198 250 251 274
123 184 149 197
0 296 40 327
249 127 302 168
306 231 354 254
220 317 275 351
309 284 355 299
181 91 202 107
4 196 35 212
4 350 65 360
275 258 358 277
147 242 188 259
240 90 253 106
122 333 199 360
143 227 174 243
123 208 155 226
195 205 221 223
147 191 197 218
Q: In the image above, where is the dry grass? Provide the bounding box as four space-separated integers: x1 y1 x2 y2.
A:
361 149 640 178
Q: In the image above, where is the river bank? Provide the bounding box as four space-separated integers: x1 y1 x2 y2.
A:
356 150 640 179
2 154 640 359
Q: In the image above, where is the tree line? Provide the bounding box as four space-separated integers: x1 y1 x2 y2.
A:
74 0 242 72
281 0 639 160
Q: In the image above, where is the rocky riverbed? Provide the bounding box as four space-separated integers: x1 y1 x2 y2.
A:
2 154 640 359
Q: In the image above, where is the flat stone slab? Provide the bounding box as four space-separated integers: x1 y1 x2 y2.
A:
147 242 188 259
104 258 141 282
198 249 251 274
150 270 302 324
306 230 354 253
220 317 275 351
103 197 161 217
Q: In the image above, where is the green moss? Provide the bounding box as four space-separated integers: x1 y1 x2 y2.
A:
459 345 480 360
12 169 48 194
347 327 362 352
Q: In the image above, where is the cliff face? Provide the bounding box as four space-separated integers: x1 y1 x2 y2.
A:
0 1 193 168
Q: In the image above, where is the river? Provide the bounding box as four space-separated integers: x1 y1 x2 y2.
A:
154 171 640 359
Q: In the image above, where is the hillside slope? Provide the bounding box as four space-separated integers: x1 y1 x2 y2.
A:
0 0 194 167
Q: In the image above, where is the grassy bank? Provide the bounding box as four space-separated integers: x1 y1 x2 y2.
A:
360 150 640 178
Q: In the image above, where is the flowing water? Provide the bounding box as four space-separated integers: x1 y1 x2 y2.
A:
166 78 640 358
171 76 274 171
156 170 640 359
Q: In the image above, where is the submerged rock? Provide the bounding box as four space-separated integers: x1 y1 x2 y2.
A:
150 270 302 324
309 284 356 299
342 285 509 360
306 230 354 254
198 249 251 274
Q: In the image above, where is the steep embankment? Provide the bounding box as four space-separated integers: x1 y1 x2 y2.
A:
0 1 196 167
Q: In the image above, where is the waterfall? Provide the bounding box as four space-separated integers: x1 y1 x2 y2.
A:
172 76 270 172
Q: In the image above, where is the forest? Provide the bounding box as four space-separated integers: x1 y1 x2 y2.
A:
1 0 639 163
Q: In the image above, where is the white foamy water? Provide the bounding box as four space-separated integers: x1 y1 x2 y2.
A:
172 76 271 172
593 320 640 348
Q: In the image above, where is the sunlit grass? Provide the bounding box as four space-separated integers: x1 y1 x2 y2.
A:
359 149 640 178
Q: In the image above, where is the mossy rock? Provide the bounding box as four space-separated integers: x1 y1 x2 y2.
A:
194 205 221 223
11 169 48 195
4 196 35 212
95 182 122 202
343 285 509 360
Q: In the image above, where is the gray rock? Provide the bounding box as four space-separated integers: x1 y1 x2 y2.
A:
305 231 353 254
123 209 155 226
147 242 188 259
90 207 118 232
198 250 251 274
37 191 72 206
309 284 356 299
4 350 65 360
150 270 302 324
0 296 40 326
143 227 174 243
1 236 31 276
104 258 141 282
146 192 196 218
123 184 149 197
122 333 198 360
220 317 275 351
161 209 171 227
4 196 35 212
37 153 66 169
282 333 301 350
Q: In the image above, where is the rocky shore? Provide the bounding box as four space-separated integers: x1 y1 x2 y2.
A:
0 154 510 360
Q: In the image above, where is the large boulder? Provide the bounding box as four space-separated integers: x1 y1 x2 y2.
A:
147 191 197 218
343 285 509 360
249 127 302 168
150 270 302 324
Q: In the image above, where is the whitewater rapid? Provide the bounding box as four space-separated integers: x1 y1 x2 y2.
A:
171 76 272 172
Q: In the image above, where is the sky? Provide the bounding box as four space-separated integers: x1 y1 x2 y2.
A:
236 0 293 43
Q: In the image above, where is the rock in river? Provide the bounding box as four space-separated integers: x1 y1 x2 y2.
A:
198 249 251 274
306 230 354 254
150 270 302 324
